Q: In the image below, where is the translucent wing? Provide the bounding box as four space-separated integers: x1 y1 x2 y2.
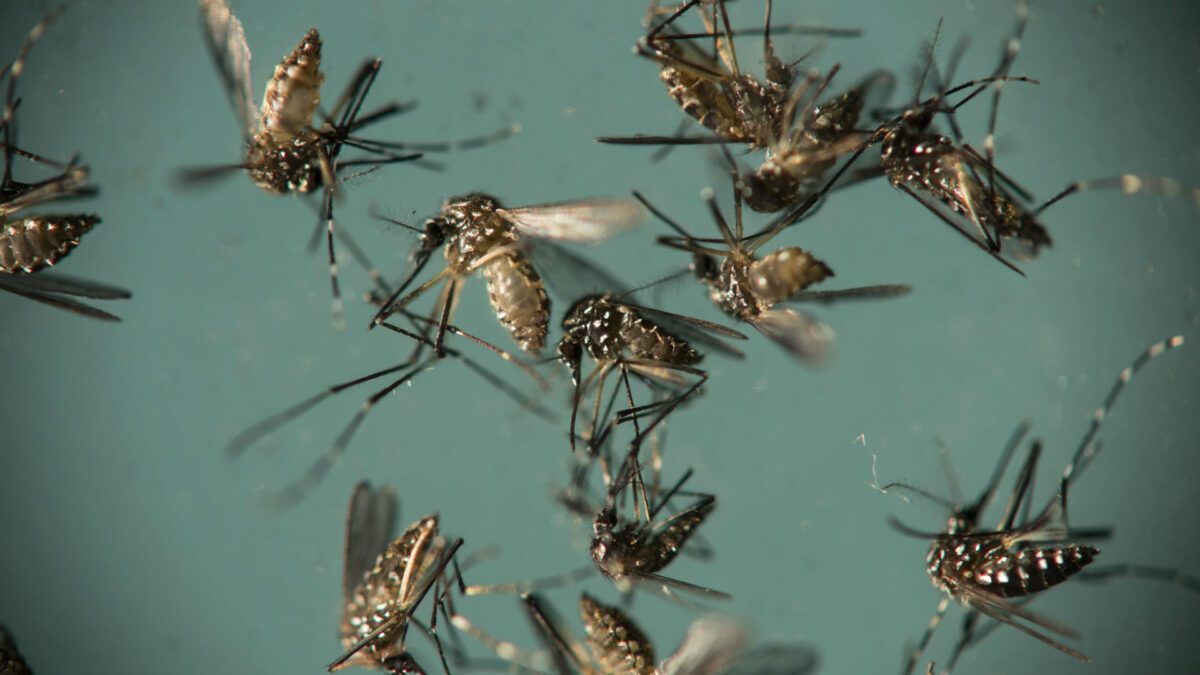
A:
750 308 833 363
497 197 643 244
342 482 396 604
199 0 257 138
658 615 749 675
720 644 819 675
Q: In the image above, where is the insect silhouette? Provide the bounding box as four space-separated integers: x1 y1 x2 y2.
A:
193 0 518 324
0 623 32 675
642 170 910 362
558 291 746 454
598 0 858 154
334 481 464 674
0 10 131 321
882 335 1185 674
370 194 644 358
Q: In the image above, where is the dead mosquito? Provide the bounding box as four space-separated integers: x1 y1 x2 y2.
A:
334 481 465 674
453 594 816 675
0 9 131 321
882 335 1186 673
191 0 518 325
558 291 746 454
640 169 910 363
369 194 643 358
0 623 32 675
863 1 1199 271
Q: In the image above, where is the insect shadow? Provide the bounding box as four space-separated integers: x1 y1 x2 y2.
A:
641 163 910 363
188 0 518 326
335 481 464 674
881 335 1187 674
0 10 131 321
225 300 552 511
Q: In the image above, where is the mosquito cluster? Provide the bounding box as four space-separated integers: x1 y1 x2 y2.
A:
5 0 1197 674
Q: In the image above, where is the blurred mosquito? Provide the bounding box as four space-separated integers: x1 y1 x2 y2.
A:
334 481 464 674
0 10 131 321
226 302 550 510
558 292 745 454
882 335 1186 674
640 168 909 363
0 622 32 675
370 194 643 358
599 0 859 155
191 0 518 325
453 594 816 675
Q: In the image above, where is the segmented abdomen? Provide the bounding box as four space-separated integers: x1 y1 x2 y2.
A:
621 309 700 365
482 253 549 354
257 28 323 145
634 496 714 574
580 593 656 675
0 215 99 273
748 248 833 306
976 545 1098 598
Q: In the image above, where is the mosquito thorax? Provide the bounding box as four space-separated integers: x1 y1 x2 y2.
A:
245 137 321 194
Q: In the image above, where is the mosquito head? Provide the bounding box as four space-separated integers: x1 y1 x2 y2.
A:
691 252 720 283
419 217 449 251
739 167 791 214
382 652 426 675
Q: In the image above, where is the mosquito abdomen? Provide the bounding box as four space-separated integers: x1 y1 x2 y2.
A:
748 247 833 306
482 253 549 354
980 546 1099 598
580 593 656 675
0 215 99 273
258 28 323 146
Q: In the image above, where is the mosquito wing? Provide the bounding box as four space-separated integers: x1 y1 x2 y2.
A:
497 197 643 244
199 0 258 140
749 308 832 363
342 482 396 605
657 615 749 675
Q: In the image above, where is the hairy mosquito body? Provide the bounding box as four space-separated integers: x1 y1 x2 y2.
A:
886 335 1186 674
334 482 463 673
374 194 642 356
0 11 130 321
558 293 743 451
645 173 909 362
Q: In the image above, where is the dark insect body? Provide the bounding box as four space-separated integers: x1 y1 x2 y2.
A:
884 335 1186 674
864 1 1200 271
558 293 744 453
599 0 858 152
740 68 894 213
0 10 130 321
372 193 643 357
451 591 655 675
195 0 518 325
0 624 32 675
334 482 463 674
644 172 909 362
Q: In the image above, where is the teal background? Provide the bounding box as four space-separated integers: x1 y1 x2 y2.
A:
0 1 1197 673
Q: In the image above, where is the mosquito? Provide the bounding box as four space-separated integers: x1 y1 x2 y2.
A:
866 1 1199 271
334 481 464 674
453 594 816 675
558 291 745 454
0 10 131 321
370 194 643 358
598 0 858 153
192 0 518 325
641 169 910 362
882 335 1186 674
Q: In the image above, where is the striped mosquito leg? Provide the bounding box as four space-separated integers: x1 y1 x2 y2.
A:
321 187 346 330
902 596 951 675
982 0 1029 199
3 9 61 133
1061 335 1185 494
1035 174 1200 216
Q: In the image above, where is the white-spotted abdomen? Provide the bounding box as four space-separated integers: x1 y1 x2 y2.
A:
0 215 99 273
482 253 549 354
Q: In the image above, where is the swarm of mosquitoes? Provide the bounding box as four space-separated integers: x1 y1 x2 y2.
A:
3 0 1199 673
